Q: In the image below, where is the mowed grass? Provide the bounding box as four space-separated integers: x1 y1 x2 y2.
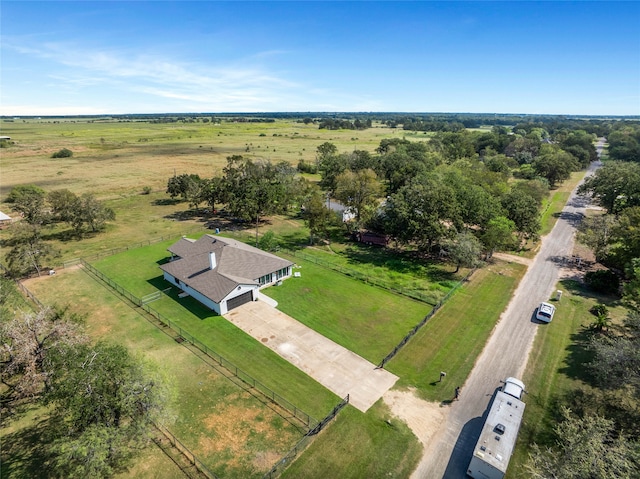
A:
281 403 422 479
280 260 525 478
281 244 465 305
388 260 527 400
506 280 627 477
263 253 432 363
22 268 308 479
90 241 340 417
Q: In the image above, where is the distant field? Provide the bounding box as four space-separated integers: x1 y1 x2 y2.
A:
0 119 400 199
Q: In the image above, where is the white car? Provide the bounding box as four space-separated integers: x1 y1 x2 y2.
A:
536 302 556 323
502 377 525 399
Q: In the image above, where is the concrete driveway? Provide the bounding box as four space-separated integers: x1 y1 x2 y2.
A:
225 300 398 412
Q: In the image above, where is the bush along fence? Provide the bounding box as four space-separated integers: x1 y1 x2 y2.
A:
80 259 319 431
263 395 350 479
282 248 440 305
377 268 476 370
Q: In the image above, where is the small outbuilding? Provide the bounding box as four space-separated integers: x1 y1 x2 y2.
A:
160 235 293 315
0 211 13 228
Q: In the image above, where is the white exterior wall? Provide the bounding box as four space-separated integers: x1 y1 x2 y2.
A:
162 272 222 315
219 284 257 315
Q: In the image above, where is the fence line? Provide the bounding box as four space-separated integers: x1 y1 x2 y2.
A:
377 268 476 369
10 279 219 479
262 395 350 479
154 423 221 479
80 259 319 430
282 249 439 305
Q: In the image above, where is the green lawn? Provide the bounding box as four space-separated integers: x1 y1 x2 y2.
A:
281 403 422 479
90 241 339 418
21 268 308 479
387 260 527 400
280 244 465 305
264 253 432 363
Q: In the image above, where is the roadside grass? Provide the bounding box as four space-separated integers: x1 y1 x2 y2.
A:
388 260 527 401
22 268 309 479
281 403 422 479
262 254 432 363
90 244 339 417
506 279 626 477
519 168 589 258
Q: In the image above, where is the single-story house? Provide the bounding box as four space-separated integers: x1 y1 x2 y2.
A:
159 234 293 315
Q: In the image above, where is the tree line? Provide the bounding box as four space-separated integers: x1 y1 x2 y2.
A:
525 124 640 477
3 185 115 277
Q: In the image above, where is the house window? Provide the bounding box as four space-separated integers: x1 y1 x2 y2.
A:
275 267 288 280
258 273 271 286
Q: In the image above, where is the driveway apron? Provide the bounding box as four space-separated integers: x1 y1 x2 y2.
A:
225 300 398 412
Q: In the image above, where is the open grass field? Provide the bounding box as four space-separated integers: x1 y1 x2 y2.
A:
388 260 527 400
281 244 467 305
506 279 627 477
0 118 400 199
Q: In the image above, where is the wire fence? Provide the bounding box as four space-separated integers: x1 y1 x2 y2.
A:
282 248 440 305
12 279 220 479
262 395 350 479
81 259 319 431
377 268 476 369
154 424 221 479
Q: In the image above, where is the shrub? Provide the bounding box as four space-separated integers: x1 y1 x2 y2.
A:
297 160 318 174
590 303 609 317
584 270 620 295
52 148 73 158
6 184 46 203
142 186 152 195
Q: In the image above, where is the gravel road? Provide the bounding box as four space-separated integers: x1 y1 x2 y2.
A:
410 139 605 478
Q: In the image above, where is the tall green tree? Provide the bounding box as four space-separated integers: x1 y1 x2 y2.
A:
532 145 579 187
502 188 540 242
44 342 170 479
526 406 640 479
5 223 58 277
578 161 640 214
303 186 334 244
441 231 483 273
334 169 383 226
481 216 517 256
1 307 87 406
9 185 48 225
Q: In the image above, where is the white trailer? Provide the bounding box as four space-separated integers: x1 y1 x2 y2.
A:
466 390 525 479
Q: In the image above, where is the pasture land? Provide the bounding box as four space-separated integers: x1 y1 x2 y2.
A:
507 279 627 477
0 118 399 199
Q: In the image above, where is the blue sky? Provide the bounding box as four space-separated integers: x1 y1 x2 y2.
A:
2 1 639 116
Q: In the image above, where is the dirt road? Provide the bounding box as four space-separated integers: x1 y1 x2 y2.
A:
408 140 605 478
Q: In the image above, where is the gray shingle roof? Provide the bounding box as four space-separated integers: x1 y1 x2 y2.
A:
160 235 293 302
